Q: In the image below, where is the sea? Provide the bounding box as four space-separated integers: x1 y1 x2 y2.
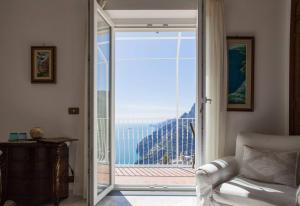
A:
115 123 156 165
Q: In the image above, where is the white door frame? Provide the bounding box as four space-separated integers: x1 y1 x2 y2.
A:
195 0 205 168
112 27 201 191
88 0 204 200
88 0 115 205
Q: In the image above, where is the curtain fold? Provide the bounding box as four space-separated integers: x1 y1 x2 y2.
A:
204 0 227 163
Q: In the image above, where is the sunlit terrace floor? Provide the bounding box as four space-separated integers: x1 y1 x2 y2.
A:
115 167 195 186
97 163 196 186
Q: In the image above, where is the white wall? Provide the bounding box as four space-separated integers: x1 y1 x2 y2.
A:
224 0 291 155
0 0 87 196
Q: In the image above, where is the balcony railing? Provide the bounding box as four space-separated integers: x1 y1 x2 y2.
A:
97 118 109 164
97 117 196 168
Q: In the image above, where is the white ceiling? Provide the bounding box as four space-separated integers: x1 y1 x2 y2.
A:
104 0 197 10
103 0 198 26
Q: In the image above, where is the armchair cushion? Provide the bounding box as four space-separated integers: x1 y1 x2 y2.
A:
213 176 297 206
240 146 298 187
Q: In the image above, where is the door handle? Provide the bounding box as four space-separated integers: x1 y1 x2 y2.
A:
199 97 212 113
205 97 212 104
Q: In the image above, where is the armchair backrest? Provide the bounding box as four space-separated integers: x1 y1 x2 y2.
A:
235 133 300 184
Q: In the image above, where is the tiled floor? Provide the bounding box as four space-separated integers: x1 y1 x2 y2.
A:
4 196 87 206
99 196 197 206
5 190 196 206
43 196 87 206
37 192 197 206
99 192 197 206
39 192 196 206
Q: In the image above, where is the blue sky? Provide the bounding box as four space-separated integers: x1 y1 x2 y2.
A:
97 31 196 120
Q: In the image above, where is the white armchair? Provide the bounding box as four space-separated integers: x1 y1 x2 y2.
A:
4 201 16 206
196 133 300 206
297 186 300 205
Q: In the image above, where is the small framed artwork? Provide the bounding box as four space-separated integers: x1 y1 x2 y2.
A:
31 46 56 83
227 37 254 111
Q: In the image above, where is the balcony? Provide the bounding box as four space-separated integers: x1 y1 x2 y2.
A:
97 117 196 186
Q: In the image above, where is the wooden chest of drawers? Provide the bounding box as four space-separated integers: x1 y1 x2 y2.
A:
0 142 70 206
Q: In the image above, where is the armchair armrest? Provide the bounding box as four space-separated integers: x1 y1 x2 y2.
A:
297 185 300 206
196 156 238 197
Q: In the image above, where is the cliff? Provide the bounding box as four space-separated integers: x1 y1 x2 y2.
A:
135 104 195 164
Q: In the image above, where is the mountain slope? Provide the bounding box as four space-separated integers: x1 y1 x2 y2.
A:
135 104 195 164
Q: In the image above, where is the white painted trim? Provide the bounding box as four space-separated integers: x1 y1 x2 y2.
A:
89 0 115 205
96 185 114 202
97 7 115 27
106 10 197 28
88 0 97 204
110 27 116 187
113 19 196 27
112 28 198 189
116 36 196 41
175 32 182 166
195 0 204 168
114 185 196 191
90 8 201 194
106 10 198 20
114 27 196 33
114 25 196 30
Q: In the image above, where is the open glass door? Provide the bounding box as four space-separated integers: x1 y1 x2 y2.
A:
89 0 115 204
195 0 205 168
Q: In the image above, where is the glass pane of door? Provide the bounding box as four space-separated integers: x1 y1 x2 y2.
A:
114 31 196 187
93 6 113 204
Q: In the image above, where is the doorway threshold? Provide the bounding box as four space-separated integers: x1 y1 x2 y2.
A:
109 190 196 197
114 184 195 192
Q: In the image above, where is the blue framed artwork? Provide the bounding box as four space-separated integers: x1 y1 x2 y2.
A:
227 37 254 111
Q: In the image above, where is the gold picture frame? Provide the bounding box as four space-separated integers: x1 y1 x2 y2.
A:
31 46 56 83
227 37 254 111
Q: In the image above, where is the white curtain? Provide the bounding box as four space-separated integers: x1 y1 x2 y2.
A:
204 0 227 163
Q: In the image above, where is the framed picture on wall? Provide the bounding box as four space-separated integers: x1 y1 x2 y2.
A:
31 46 56 83
227 37 254 111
